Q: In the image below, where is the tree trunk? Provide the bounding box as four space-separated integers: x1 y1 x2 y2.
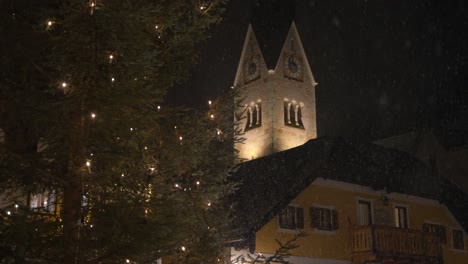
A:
62 107 86 264
62 170 83 264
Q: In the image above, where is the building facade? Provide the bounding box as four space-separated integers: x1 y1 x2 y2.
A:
231 178 468 264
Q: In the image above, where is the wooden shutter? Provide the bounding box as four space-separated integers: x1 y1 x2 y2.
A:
310 207 320 228
439 226 446 244
452 230 464 250
279 208 286 228
296 207 304 229
332 209 339 230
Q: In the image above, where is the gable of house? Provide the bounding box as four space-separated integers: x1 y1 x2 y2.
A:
249 178 468 264
227 137 468 263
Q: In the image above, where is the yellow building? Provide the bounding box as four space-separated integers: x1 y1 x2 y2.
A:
227 138 468 264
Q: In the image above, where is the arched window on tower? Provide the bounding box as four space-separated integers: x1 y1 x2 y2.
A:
284 98 304 129
244 99 262 132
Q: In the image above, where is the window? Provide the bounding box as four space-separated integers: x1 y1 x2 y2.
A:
310 207 338 231
279 206 304 230
357 200 372 226
283 99 304 129
244 100 262 131
29 191 56 213
394 206 408 228
423 223 446 244
452 229 465 250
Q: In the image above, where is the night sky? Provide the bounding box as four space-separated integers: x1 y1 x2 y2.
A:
169 0 468 144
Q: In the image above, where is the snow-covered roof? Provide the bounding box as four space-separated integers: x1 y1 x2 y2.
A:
226 137 468 245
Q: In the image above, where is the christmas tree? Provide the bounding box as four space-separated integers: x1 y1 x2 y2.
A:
0 0 239 263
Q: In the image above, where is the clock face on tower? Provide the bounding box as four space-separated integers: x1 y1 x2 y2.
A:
244 56 260 83
284 55 303 80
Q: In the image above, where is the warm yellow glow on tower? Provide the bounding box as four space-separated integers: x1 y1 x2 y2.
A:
234 22 317 161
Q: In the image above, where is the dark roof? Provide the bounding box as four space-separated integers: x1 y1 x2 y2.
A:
227 137 468 242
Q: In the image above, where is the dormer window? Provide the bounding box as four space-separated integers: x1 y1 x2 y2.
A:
283 98 304 129
244 100 262 132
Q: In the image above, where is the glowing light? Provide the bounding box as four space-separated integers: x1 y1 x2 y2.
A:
90 113 96 119
144 146 148 150
121 173 125 177
157 105 161 111
61 82 67 88
175 183 179 188
207 201 211 207
208 100 212 106
196 181 200 185
111 77 115 82
150 167 155 172
6 211 11 215
86 161 91 167
89 1 96 15
181 246 186 251
109 54 113 60
179 136 183 141
15 204 18 209
126 259 130 263
130 127 133 131
45 20 54 30
155 25 159 29
200 5 206 10
210 114 214 119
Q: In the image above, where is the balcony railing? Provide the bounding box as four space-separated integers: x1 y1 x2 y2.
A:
351 225 442 263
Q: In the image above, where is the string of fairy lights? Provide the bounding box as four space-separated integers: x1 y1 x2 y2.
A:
3 1 224 262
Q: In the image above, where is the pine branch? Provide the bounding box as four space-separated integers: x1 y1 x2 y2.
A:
232 232 307 264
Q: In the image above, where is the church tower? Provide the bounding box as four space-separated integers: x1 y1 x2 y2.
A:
234 22 318 160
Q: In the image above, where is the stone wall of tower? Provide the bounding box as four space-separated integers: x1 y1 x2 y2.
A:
269 71 316 154
237 75 273 160
237 74 316 160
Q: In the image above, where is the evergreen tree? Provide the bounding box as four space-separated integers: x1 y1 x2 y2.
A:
0 0 238 263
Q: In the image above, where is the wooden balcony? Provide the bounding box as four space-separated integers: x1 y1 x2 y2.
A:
351 225 442 264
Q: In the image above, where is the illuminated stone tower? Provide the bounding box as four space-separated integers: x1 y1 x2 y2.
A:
234 22 318 160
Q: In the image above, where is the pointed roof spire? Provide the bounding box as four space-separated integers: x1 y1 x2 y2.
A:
274 21 318 86
233 23 267 87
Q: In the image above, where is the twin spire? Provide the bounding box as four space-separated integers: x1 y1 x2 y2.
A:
233 21 317 87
